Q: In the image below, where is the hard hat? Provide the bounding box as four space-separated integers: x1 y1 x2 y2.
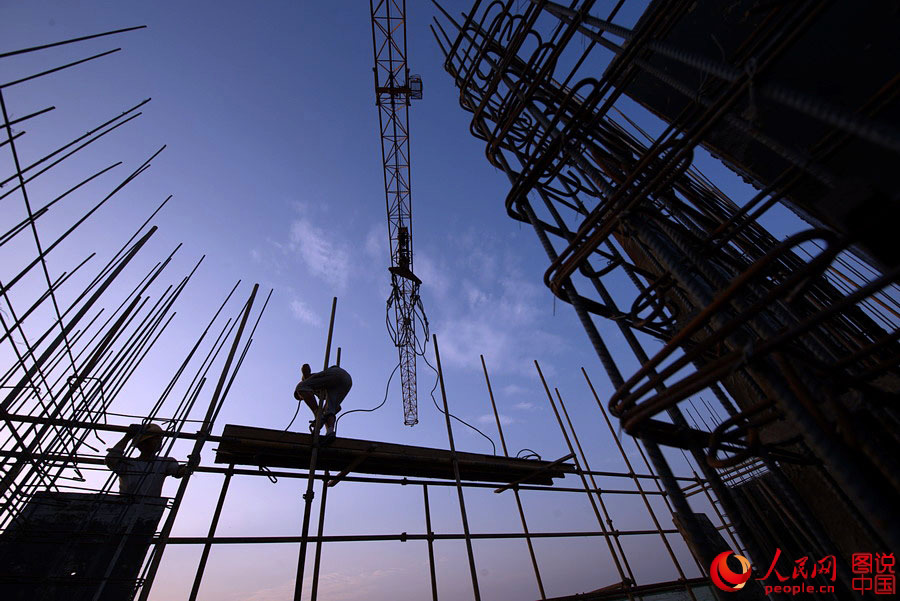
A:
136 423 164 443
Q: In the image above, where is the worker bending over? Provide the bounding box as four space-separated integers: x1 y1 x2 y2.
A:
294 363 353 445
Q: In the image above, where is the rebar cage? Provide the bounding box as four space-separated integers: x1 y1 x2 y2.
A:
432 0 899 594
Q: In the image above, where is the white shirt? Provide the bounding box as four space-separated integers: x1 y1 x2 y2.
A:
106 449 180 498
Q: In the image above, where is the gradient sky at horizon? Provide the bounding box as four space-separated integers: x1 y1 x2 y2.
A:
0 2 809 599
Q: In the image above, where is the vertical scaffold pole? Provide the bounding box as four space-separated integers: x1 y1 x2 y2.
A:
188 463 235 601
310 471 330 601
535 360 634 601
137 283 259 601
294 296 337 601
432 334 481 601
581 367 708 576
554 387 638 586
480 354 545 600
423 484 438 601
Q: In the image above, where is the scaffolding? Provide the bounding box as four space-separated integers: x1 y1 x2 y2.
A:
1 25 729 601
3 2 898 600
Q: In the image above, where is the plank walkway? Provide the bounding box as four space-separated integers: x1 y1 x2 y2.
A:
214 424 575 485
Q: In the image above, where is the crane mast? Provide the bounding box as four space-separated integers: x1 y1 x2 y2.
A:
370 0 424 426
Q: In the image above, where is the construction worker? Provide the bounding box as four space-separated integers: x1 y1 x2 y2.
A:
294 363 352 445
105 423 186 498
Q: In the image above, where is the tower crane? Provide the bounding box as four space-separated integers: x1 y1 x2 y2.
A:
369 0 425 426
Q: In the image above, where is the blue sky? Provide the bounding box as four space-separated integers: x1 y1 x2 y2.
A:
0 2 797 599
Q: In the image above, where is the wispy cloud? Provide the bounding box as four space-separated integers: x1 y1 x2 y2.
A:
365 223 387 260
430 238 563 375
514 401 537 411
477 413 514 425
502 384 529 396
289 298 321 326
240 582 292 601
414 250 449 298
240 567 404 601
313 568 401 601
288 218 351 289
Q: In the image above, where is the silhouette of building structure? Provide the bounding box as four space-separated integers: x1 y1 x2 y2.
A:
2 2 898 600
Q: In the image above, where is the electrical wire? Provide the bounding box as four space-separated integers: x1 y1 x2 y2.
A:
385 283 496 454
517 448 542 460
285 280 496 455
421 352 497 455
283 390 304 432
334 361 401 430
284 361 401 433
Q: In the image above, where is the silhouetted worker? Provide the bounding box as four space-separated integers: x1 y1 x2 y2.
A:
294 363 353 445
106 423 186 498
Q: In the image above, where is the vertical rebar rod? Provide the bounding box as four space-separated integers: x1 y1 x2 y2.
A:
149 281 239 429
136 284 258 601
187 464 235 601
294 297 337 601
0 226 156 415
0 252 94 347
480 354 545 600
323 297 336 371
534 361 634 600
432 334 481 601
0 85 84 406
0 26 145 59
423 484 439 601
580 368 699 597
692 468 743 554
0 228 156 502
554 387 639 586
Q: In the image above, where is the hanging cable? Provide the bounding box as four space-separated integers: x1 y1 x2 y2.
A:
334 361 401 430
421 352 497 455
517 448 542 460
283 392 304 432
284 361 401 433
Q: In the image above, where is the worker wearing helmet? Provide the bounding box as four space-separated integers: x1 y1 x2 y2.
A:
105 423 187 498
294 363 352 445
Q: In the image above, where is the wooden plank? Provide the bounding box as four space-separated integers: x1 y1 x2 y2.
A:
220 424 548 468
493 453 576 493
214 424 575 485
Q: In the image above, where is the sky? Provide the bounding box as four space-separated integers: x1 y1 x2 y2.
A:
0 2 801 600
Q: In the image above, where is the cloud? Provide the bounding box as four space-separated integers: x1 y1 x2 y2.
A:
240 568 404 601
240 582 292 601
288 218 351 289
432 258 563 375
310 568 402 601
414 250 449 298
289 298 321 326
477 413 513 425
365 223 387 260
502 384 529 396
513 401 537 411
